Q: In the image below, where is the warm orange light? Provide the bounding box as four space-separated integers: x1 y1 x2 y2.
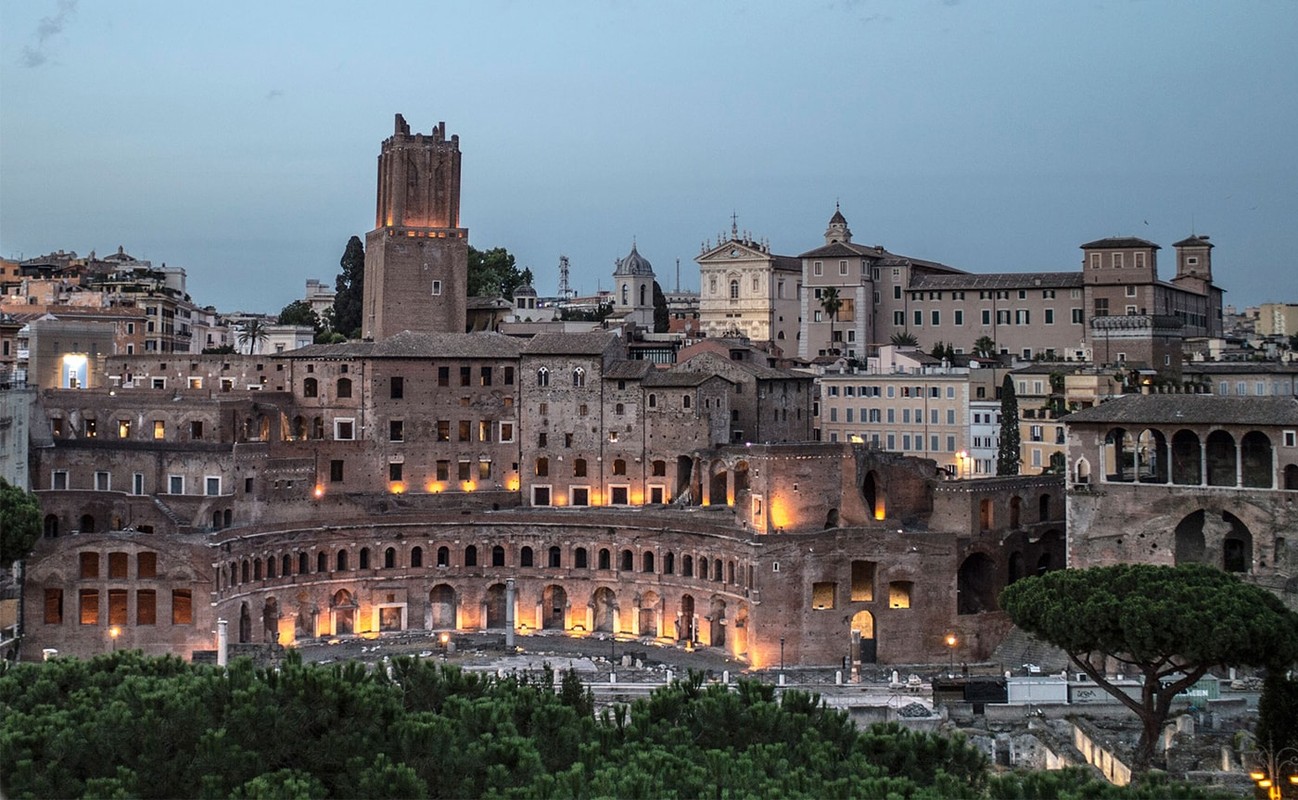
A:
506 476 520 491
389 482 406 495
945 633 958 648
461 481 476 492
313 485 325 499
1251 772 1267 782
439 632 450 645
427 481 444 494
109 626 120 639
874 507 886 521
769 500 792 531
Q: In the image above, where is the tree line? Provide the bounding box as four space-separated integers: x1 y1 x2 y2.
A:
1 651 1230 799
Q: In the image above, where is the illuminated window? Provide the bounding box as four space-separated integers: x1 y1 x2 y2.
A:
171 590 192 624
80 589 99 625
44 589 63 624
153 420 166 440
851 560 875 601
812 582 836 610
888 581 913 609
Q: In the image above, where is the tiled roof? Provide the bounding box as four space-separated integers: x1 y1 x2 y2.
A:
604 360 654 380
910 272 1082 290
522 331 621 355
644 370 727 388
1079 237 1161 250
1064 394 1298 426
1183 362 1298 375
797 241 881 259
283 331 523 359
1173 235 1213 248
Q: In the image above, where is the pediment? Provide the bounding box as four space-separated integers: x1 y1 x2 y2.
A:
697 240 770 264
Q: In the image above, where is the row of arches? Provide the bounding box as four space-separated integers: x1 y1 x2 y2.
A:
1093 428 1290 489
957 530 1063 615
235 584 749 654
219 541 751 593
978 494 1055 533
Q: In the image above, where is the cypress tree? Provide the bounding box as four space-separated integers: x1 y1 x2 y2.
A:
332 236 365 339
997 374 1020 476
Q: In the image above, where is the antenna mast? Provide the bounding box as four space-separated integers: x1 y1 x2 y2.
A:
557 255 574 300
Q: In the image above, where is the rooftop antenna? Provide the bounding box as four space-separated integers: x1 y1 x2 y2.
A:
675 258 680 292
731 211 739 239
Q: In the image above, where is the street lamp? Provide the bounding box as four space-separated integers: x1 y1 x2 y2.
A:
956 451 968 479
109 626 120 652
438 631 450 661
944 632 958 677
1249 738 1298 800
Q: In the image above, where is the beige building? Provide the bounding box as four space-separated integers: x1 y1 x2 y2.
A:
1258 303 1298 338
697 223 800 350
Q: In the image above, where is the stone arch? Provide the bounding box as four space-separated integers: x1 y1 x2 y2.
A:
317 552 327 573
575 547 588 568
979 498 994 532
1222 511 1253 573
598 548 611 570
1009 496 1022 529
733 603 750 657
638 590 660 637
262 597 279 642
1008 551 1024 584
331 589 355 635
1074 457 1091 485
548 545 562 568
491 545 505 567
44 514 59 537
484 583 508 629
862 470 885 520
542 585 567 630
957 552 998 615
336 549 348 571
1137 428 1169 483
682 554 694 577
698 556 709 581
824 508 839 529
620 549 633 571
663 551 675 575
1105 427 1135 482
437 546 450 567
708 464 728 506
358 547 370 570
79 514 95 534
292 415 306 439
1241 431 1273 488
465 545 478 567
1171 430 1202 485
678 594 696 642
733 460 750 499
642 551 655 573
282 554 292 577
1036 530 1063 574
708 596 727 648
592 587 617 633
1038 494 1051 522
520 546 534 567
429 584 456 629
410 546 423 567
384 547 397 569
675 456 693 499
1206 430 1237 486
1175 510 1207 564
851 610 877 665
239 602 252 643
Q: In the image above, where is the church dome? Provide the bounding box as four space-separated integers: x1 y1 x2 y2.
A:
614 243 655 277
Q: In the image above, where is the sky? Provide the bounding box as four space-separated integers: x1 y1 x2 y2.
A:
2 1 1296 314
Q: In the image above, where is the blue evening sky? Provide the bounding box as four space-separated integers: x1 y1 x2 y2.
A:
2 1 1295 313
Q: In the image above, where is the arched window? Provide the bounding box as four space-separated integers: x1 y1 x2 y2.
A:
282 554 292 576
699 557 709 581
537 367 549 387
621 284 629 305
730 279 740 299
652 460 666 477
410 546 423 567
465 545 478 567
575 547 588 569
683 394 691 409
573 458 587 478
298 552 308 574
312 417 324 440
79 514 95 533
535 457 549 477
683 555 694 577
44 514 59 538
265 558 275 579
384 547 396 569
598 548 611 570
613 459 627 476
520 546 534 567
492 545 505 566
242 560 250 583
336 377 352 399
648 394 657 408
317 552 327 573
639 284 647 306
303 378 318 398
615 403 624 415
664 552 675 574
642 552 655 573
359 547 370 569
437 546 450 567
572 368 586 388
337 550 349 571
548 546 562 568
621 549 634 571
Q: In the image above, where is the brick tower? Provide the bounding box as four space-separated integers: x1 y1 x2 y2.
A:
362 114 467 339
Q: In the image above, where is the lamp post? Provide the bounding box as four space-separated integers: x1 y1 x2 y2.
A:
109 626 120 652
944 632 958 678
1249 738 1298 800
439 631 450 661
779 637 785 684
956 450 968 479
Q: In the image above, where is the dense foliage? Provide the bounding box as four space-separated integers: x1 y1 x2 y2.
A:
467 246 530 300
997 374 1020 475
1002 563 1298 772
0 652 1232 799
0 477 41 565
332 236 365 339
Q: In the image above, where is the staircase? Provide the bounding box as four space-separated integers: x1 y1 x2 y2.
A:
991 625 1071 674
151 496 186 532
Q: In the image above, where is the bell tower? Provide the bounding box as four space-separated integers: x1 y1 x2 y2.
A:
362 114 467 340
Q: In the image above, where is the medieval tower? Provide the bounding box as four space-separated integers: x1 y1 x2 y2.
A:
362 114 467 339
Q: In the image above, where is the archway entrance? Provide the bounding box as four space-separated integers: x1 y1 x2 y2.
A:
238 602 252 643
542 585 567 630
331 589 355 635
430 584 456 629
484 584 507 629
638 591 659 637
851 610 876 664
678 594 695 642
592 587 617 633
957 553 998 615
709 597 727 648
862 471 885 520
